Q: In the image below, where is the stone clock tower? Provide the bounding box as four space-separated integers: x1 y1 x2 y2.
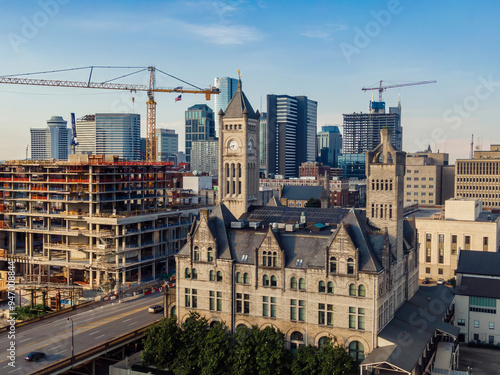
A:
217 80 260 219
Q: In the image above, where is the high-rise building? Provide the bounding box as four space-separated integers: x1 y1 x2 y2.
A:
213 77 238 137
30 116 71 160
185 104 215 164
341 100 402 178
259 112 268 174
266 95 317 178
191 138 218 176
156 129 178 162
317 125 342 168
76 113 141 160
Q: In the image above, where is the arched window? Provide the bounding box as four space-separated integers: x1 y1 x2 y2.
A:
194 246 200 261
270 275 277 287
349 341 365 362
273 252 277 267
349 283 357 296
185 268 191 278
192 269 198 279
318 281 326 293
330 256 337 273
262 251 267 267
171 306 176 317
358 285 366 297
209 270 215 281
236 272 242 283
268 252 272 267
207 247 213 262
299 278 306 291
243 273 250 284
327 281 334 294
347 258 354 275
290 277 297 290
290 331 304 354
217 271 223 282
263 274 269 287
318 336 329 347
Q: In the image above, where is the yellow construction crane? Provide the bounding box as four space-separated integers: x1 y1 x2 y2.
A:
0 66 219 162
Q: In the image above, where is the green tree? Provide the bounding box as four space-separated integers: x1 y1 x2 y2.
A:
199 321 232 375
291 345 320 375
254 326 291 375
141 316 180 371
305 197 321 207
231 325 258 375
317 339 356 375
172 311 209 375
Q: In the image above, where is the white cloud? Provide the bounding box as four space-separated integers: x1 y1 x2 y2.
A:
188 23 263 44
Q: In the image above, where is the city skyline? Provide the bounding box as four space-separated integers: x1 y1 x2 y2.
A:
1 1 499 162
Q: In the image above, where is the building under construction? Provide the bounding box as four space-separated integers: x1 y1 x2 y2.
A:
0 154 196 291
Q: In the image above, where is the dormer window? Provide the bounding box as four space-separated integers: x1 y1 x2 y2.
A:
347 258 354 275
207 247 213 262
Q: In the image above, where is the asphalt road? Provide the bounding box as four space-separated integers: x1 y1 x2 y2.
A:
0 293 164 374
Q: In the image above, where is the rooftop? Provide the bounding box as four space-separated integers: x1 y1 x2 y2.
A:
456 250 500 277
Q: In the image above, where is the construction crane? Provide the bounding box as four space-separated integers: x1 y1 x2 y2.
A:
362 80 437 102
0 66 219 162
70 112 78 154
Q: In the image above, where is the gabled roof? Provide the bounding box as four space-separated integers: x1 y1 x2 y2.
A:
223 80 258 119
456 250 500 277
209 203 237 260
281 185 323 201
457 277 500 299
266 196 282 207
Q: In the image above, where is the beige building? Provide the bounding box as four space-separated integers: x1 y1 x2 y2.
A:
405 148 454 206
456 144 500 210
414 198 500 281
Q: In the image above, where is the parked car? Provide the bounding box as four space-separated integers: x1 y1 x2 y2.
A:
148 305 164 314
437 278 446 285
422 277 431 284
25 352 46 361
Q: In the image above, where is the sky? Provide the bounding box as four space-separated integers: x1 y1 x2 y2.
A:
1 0 500 162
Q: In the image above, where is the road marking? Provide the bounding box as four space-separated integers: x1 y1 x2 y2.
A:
53 349 66 355
123 318 131 322
128 322 136 326
8 368 21 373
95 334 105 339
88 330 100 335
48 346 62 351
2 365 9 368
19 338 31 343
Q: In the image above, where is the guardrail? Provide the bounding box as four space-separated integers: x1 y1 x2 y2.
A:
27 326 148 375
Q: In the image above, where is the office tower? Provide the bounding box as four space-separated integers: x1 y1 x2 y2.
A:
185 104 215 164
30 116 71 160
317 125 342 168
156 129 178 162
191 138 218 176
341 100 402 178
267 95 317 178
213 77 238 137
259 112 267 174
76 113 141 160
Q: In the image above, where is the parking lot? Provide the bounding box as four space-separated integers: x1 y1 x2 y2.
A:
459 345 500 375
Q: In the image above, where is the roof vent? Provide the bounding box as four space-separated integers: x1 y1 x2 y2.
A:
285 224 295 232
271 223 279 232
299 212 306 224
231 221 246 228
249 221 261 229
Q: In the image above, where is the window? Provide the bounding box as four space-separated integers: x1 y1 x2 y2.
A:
236 272 242 283
318 336 329 347
474 320 479 328
271 275 277 287
262 251 267 266
290 332 304 354
216 291 222 311
451 235 457 255
327 281 334 294
349 284 356 296
217 271 223 282
185 268 191 279
318 303 333 326
349 307 365 330
319 281 326 293
243 273 250 284
489 335 495 345
263 296 276 318
290 277 297 290
457 319 465 326
236 293 250 314
298 300 305 321
290 300 305 321
490 322 495 330
209 270 215 281
349 341 365 362
347 258 354 275
330 257 337 273
358 285 366 297
185 288 191 307
438 268 443 275
192 269 198 280
299 278 305 291
272 252 278 267
263 274 269 287
438 234 444 264
426 234 431 262
465 236 471 250
484 237 489 251
207 247 213 262
194 246 200 261
426 267 431 274
290 299 297 320
209 291 215 310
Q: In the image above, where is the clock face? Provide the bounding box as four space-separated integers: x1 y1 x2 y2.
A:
229 140 239 151
247 140 253 152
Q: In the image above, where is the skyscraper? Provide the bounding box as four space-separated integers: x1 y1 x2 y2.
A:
76 113 141 160
266 95 317 178
30 116 71 160
213 77 238 137
191 139 218 176
317 125 342 168
259 112 268 174
156 128 178 162
185 104 215 164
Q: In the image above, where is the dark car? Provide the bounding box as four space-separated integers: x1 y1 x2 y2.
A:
422 277 431 284
25 352 46 361
148 305 164 313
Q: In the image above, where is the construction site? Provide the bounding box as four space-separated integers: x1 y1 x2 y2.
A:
0 154 198 293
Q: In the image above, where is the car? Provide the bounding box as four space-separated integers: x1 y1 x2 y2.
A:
437 278 446 285
25 352 46 361
148 305 164 314
422 277 431 284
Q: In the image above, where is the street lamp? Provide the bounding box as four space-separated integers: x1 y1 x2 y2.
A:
67 317 74 358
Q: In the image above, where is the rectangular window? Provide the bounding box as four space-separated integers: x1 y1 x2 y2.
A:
429 177 434 181
271 297 277 318
457 319 465 326
263 296 269 317
244 294 250 314
483 237 489 251
490 322 495 330
426 234 432 263
291 299 297 321
185 288 190 308
489 335 495 345
426 267 431 274
465 236 471 250
358 308 365 330
216 291 222 311
438 268 443 275
438 234 444 264
236 293 243 314
474 320 480 328
318 303 325 325
349 307 356 329
451 235 457 255
192 289 197 308
209 291 215 311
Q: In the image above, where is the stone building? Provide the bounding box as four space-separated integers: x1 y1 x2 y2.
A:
176 88 421 363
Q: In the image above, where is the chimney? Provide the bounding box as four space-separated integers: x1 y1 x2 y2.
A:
381 128 392 145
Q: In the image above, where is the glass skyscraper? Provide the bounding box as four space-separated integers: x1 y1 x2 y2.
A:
185 104 215 164
156 128 178 162
317 125 342 168
30 116 71 160
213 77 238 137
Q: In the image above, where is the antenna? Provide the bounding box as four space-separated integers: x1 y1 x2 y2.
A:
470 134 474 159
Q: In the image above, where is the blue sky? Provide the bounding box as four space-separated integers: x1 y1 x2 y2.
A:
1 0 500 161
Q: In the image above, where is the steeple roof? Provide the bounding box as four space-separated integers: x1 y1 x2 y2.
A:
223 80 258 119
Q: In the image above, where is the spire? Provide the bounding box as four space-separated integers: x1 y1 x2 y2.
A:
398 90 401 109
223 78 257 119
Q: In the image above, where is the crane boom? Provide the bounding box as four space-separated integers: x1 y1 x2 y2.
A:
362 80 436 101
0 66 219 162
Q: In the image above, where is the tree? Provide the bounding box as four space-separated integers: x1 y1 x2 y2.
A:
231 325 258 375
305 197 321 207
199 321 232 375
291 345 320 375
141 316 180 371
254 326 291 375
317 339 356 375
